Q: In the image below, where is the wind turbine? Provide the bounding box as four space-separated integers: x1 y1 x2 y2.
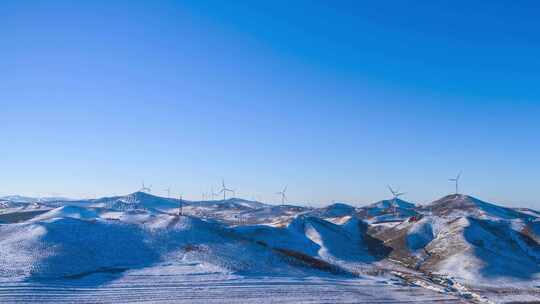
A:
387 185 405 216
140 181 152 193
178 194 183 216
164 187 171 198
218 179 234 200
449 171 462 195
276 185 288 204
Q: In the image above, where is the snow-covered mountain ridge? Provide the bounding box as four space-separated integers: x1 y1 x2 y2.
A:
1 192 539 303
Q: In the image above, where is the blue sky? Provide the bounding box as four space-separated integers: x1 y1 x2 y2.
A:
1 1 539 208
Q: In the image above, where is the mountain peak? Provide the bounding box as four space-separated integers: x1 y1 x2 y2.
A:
304 202 357 218
127 191 159 199
326 202 356 210
425 194 532 219
368 198 416 210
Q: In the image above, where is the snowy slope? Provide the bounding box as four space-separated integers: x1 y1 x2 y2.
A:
83 191 181 211
1 210 373 283
181 198 278 224
1 191 539 303
372 195 540 290
0 195 72 204
236 204 309 226
303 203 364 227
358 198 418 225
308 203 357 218
422 194 533 220
188 198 267 210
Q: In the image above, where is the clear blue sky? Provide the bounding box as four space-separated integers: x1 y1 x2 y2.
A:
2 1 539 208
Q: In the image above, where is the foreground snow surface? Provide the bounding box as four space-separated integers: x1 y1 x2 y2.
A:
0 267 465 304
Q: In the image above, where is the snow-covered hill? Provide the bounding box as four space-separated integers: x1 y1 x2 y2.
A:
0 195 72 204
422 194 534 220
358 198 418 224
307 203 357 218
0 192 539 303
371 194 540 292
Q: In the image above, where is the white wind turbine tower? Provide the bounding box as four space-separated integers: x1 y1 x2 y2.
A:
276 185 288 204
219 179 234 200
178 194 183 216
387 185 405 216
449 171 462 195
164 187 171 198
140 181 152 193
